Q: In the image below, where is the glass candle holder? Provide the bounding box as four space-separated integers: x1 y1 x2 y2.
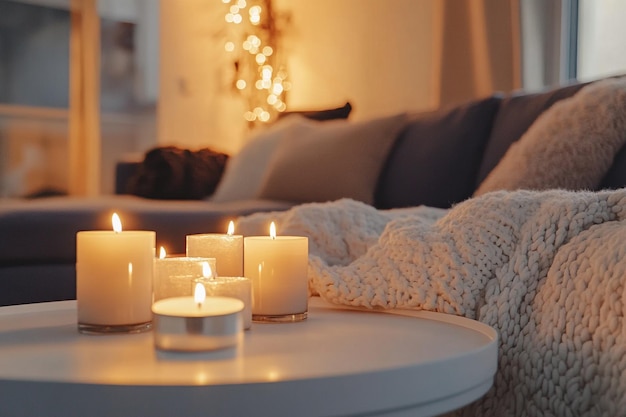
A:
153 256 216 302
194 276 252 330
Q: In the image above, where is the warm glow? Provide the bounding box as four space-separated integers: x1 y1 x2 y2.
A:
259 111 270 122
194 282 206 307
269 222 277 239
202 262 214 279
112 213 122 233
222 0 288 123
266 369 281 382
271 83 283 95
159 246 166 259
227 220 235 235
249 35 261 47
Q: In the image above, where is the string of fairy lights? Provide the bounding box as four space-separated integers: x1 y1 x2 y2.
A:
222 0 290 126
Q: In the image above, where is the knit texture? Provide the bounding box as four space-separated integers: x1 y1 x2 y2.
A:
236 191 626 417
475 77 626 196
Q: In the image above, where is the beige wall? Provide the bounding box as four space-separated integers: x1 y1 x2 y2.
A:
275 0 439 121
158 0 440 154
158 0 246 155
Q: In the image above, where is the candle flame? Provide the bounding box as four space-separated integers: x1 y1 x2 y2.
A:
112 213 122 233
227 220 235 236
159 246 167 259
269 221 276 239
194 282 206 307
202 262 214 279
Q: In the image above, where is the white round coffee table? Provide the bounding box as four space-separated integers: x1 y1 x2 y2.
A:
0 297 497 417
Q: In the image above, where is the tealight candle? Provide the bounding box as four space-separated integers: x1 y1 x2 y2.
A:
194 275 252 330
244 222 309 322
186 221 243 277
152 283 244 351
76 213 155 334
153 247 216 302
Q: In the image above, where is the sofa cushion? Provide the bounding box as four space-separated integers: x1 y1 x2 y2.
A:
257 112 409 205
210 115 309 202
0 196 294 266
475 81 588 186
374 96 501 209
474 77 626 195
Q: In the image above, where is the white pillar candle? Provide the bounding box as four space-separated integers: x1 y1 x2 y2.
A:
76 213 155 333
187 221 243 277
153 247 216 302
244 222 308 322
194 276 252 330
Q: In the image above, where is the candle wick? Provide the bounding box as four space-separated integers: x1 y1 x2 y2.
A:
197 302 202 309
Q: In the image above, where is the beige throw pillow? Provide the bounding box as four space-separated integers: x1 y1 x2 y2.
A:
256 113 409 205
211 115 311 202
475 77 626 196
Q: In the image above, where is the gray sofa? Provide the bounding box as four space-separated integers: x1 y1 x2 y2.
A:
2 75 626 306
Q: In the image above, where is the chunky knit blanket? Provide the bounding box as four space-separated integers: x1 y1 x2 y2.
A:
236 190 626 417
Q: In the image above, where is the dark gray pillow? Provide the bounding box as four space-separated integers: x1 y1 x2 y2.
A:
278 102 352 122
374 96 501 209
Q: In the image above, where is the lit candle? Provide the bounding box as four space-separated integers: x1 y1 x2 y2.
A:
187 221 244 277
244 222 308 322
76 213 155 334
194 265 252 330
153 246 216 302
152 282 244 351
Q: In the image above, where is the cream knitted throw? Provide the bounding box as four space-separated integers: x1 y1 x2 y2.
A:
236 190 626 417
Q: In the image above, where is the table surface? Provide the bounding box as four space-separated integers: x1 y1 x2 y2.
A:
0 297 498 417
